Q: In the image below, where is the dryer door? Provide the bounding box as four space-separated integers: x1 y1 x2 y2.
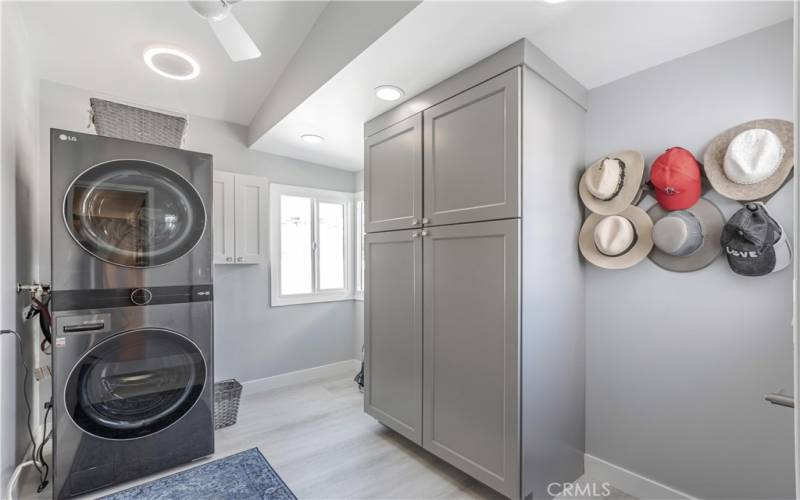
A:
64 159 206 268
65 328 207 440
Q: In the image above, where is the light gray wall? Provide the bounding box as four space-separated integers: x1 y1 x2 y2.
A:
584 21 794 499
1 2 41 486
38 81 361 385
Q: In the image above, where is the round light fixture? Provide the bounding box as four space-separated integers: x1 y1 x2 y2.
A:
143 47 200 81
301 134 325 144
375 85 405 101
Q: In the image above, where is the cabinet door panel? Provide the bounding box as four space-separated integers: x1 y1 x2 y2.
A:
213 171 235 264
365 114 422 232
364 230 422 444
422 219 519 497
234 174 268 264
423 68 520 226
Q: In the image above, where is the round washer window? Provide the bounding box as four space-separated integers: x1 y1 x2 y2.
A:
64 159 206 268
65 329 206 440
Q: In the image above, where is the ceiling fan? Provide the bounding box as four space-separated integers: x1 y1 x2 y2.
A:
189 0 261 62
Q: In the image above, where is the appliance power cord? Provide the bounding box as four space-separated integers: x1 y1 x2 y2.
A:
1 329 49 495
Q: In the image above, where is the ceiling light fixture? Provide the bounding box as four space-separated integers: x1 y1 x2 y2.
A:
143 47 200 81
301 134 325 144
375 85 405 101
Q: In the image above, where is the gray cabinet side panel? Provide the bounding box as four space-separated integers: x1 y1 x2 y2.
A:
520 67 586 499
364 230 423 444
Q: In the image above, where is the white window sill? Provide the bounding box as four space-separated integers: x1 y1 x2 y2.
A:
271 293 356 307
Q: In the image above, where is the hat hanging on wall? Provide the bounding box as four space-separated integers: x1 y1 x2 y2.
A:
703 119 794 201
579 206 653 269
649 147 702 211
721 202 792 277
579 150 645 215
647 198 724 272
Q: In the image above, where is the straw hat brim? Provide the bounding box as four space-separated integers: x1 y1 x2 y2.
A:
579 150 645 215
647 198 724 273
703 119 794 201
579 206 653 269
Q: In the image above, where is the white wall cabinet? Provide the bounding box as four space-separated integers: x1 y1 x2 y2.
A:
213 171 268 264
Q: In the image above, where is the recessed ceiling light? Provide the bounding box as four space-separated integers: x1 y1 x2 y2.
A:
375 85 405 101
301 134 324 144
143 47 200 81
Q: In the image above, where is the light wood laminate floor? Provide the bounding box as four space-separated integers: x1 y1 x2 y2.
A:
19 375 632 499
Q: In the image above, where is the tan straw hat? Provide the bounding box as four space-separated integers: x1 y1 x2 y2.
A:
703 119 794 201
579 206 653 269
579 150 645 215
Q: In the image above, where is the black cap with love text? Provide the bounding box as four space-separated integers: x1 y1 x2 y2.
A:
720 203 790 276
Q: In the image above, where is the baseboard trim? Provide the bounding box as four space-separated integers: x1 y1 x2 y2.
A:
238 359 361 395
584 454 697 500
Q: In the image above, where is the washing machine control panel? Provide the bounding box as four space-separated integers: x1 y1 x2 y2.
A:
51 285 213 311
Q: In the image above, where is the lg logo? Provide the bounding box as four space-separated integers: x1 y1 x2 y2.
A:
58 134 77 142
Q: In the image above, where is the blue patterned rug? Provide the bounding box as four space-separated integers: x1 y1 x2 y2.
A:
99 448 296 500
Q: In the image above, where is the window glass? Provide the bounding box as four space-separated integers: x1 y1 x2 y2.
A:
318 202 345 290
280 195 313 295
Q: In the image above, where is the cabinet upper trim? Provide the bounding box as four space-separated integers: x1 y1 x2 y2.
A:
364 38 586 137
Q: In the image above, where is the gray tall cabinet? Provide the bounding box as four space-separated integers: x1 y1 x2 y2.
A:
363 39 587 500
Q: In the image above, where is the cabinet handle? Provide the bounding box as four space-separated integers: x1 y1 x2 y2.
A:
226 257 233 262
411 231 419 239
765 393 794 408
420 230 429 237
422 218 429 224
237 257 243 262
411 219 419 226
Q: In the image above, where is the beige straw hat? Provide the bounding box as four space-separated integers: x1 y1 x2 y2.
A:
579 206 653 269
579 150 645 215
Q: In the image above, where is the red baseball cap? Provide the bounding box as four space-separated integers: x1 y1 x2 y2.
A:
650 147 702 211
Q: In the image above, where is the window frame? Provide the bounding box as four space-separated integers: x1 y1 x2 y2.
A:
354 192 364 301
269 183 354 307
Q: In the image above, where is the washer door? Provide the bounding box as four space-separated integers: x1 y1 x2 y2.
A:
64 159 206 268
65 329 206 440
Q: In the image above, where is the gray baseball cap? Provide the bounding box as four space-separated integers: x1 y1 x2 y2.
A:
720 202 792 276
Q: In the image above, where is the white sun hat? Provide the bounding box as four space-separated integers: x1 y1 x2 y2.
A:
704 119 794 201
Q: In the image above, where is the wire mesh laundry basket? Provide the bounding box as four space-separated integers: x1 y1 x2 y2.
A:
214 379 243 430
89 98 187 148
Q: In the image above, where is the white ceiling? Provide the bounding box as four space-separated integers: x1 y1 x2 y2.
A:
252 1 793 171
18 1 328 125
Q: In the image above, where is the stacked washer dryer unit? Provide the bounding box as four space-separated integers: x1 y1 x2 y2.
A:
50 129 214 499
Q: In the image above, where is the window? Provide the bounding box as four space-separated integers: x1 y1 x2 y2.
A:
270 184 354 306
354 192 364 300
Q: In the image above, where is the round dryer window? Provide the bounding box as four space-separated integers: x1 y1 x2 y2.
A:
64 159 206 267
65 329 207 440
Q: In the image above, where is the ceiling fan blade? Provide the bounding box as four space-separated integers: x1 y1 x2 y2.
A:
208 12 261 62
